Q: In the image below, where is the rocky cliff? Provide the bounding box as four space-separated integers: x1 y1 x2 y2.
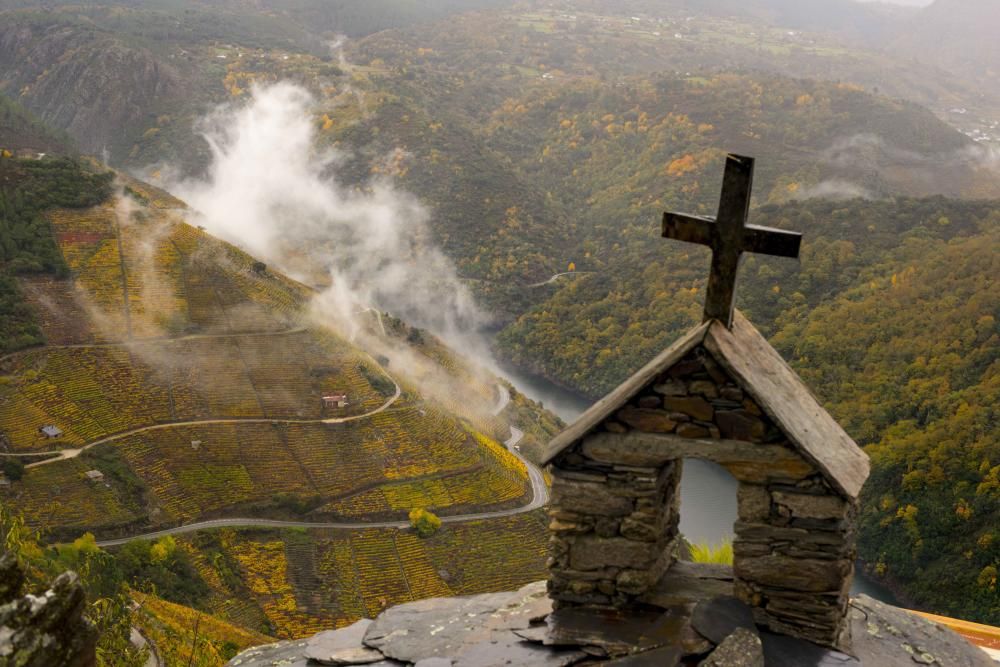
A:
0 18 181 158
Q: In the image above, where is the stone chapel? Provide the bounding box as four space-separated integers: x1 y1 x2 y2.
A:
222 154 994 667
542 154 871 651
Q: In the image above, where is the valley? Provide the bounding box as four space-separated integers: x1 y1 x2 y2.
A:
0 0 998 662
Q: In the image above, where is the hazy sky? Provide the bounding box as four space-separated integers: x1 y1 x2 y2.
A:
856 0 933 5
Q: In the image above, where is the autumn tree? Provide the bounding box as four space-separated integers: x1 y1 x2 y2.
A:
409 508 442 537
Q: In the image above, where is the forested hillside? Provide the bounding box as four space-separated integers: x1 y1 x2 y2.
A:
0 92 75 155
499 199 997 395
0 0 516 39
776 222 999 623
0 155 113 352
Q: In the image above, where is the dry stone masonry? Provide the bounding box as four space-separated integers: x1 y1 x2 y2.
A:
542 313 870 651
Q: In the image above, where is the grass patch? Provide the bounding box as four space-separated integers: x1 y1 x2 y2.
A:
689 540 733 565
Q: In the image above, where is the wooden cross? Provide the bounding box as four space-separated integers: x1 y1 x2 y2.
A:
662 154 801 328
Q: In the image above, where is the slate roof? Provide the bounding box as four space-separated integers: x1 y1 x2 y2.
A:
542 311 870 500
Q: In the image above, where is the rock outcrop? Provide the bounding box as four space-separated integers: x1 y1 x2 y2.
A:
0 553 98 667
225 577 994 666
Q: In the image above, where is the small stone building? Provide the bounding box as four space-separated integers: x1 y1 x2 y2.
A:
322 393 349 409
542 311 870 649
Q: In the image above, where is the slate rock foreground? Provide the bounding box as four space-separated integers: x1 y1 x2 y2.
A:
226 582 993 667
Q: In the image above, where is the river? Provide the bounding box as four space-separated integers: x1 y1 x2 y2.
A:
499 362 897 604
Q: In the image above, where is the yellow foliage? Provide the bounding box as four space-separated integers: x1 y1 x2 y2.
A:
133 591 272 666
149 535 176 564
978 565 997 591
408 508 442 537
666 154 697 177
954 499 973 520
796 94 814 106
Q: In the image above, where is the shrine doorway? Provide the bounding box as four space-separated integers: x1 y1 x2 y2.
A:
679 458 738 555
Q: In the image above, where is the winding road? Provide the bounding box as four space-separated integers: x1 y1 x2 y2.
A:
93 385 543 548
9 319 548 549
527 271 593 288
6 381 403 468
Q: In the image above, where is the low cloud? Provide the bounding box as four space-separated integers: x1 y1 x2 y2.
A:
820 133 926 169
167 81 493 363
793 179 873 201
814 132 1000 199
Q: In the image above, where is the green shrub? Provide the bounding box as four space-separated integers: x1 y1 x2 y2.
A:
1 458 25 482
408 508 442 538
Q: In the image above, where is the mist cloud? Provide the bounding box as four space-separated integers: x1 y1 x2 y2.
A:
170 82 490 356
813 132 1000 199
793 179 873 201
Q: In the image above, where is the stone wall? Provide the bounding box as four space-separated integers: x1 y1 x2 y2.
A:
547 346 857 648
734 478 857 647
547 455 681 607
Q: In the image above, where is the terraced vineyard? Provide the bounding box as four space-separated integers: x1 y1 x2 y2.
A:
132 591 274 666
18 276 99 345
5 391 534 534
170 222 308 335
0 181 556 650
49 203 130 339
0 329 394 452
175 514 548 639
405 333 511 440
6 455 144 532
41 194 310 344
1 188 537 543
320 427 530 519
